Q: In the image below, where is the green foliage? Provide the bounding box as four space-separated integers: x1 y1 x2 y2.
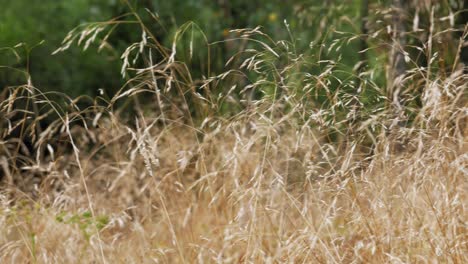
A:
0 0 465 114
56 210 109 241
0 0 122 97
0 0 300 98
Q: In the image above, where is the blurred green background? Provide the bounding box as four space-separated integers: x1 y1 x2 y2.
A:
0 0 466 99
0 0 367 98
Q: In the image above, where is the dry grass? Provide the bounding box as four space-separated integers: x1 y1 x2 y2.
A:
1 85 466 263
1 5 467 263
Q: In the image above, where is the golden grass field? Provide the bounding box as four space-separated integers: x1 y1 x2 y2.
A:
1 85 466 263
0 9 467 263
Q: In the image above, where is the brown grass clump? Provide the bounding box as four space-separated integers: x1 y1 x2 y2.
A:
1 82 466 263
1 6 467 263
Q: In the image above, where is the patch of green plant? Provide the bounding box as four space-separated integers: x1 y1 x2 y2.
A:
55 210 109 241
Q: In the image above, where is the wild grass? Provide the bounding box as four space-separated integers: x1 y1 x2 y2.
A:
0 4 467 263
